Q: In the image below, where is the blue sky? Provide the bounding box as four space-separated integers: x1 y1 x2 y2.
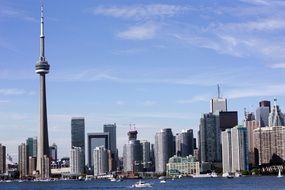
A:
1 0 285 160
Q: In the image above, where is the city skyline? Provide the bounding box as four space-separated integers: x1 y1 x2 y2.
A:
1 0 285 160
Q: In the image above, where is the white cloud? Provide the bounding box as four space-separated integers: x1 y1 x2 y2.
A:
0 88 34 96
225 84 285 99
93 4 190 20
116 101 125 106
0 7 36 22
176 95 210 104
270 63 285 69
118 23 158 40
137 100 157 106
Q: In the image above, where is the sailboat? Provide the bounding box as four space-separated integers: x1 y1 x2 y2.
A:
277 169 283 178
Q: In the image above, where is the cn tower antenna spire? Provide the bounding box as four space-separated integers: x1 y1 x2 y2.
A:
35 0 50 179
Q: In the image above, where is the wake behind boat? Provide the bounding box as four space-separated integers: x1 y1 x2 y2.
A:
132 180 152 188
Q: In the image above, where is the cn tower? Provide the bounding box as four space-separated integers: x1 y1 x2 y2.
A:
35 3 50 177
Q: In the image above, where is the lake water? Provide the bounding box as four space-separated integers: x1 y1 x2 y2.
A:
0 176 284 190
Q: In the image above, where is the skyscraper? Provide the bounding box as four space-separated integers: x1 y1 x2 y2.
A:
71 117 85 170
0 144 6 174
268 98 284 127
26 137 37 158
199 113 221 163
175 129 194 157
87 132 109 167
231 125 248 172
155 128 175 174
222 126 248 173
210 85 227 113
244 112 260 167
103 123 117 171
140 140 151 171
35 4 50 177
18 143 28 179
93 146 109 176
123 129 142 173
49 143 57 161
70 147 84 176
256 100 270 127
222 129 232 174
254 126 285 165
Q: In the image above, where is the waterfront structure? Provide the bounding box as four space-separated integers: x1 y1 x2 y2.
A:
231 125 248 172
87 132 109 167
268 99 284 127
254 126 285 165
93 146 109 176
155 128 175 174
166 155 199 176
71 117 85 171
49 143 57 161
140 140 151 171
256 100 270 127
70 147 84 176
18 143 28 178
175 129 194 157
26 137 37 158
35 4 50 177
103 123 118 171
0 144 6 174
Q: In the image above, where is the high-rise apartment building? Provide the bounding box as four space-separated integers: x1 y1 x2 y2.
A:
140 140 151 171
231 125 248 172
0 144 6 174
18 143 28 179
155 128 175 174
244 112 260 167
93 146 109 176
71 117 85 170
222 126 248 173
70 147 84 176
254 126 285 165
222 129 232 173
175 129 194 157
87 132 109 167
123 129 142 173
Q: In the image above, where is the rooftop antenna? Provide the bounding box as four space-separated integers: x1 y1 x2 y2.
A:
217 84 221 98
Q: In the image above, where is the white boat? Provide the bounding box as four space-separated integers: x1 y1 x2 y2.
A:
211 172 218 178
158 176 165 180
110 178 117 182
132 180 152 188
277 169 283 178
235 172 242 177
193 173 212 178
222 172 234 178
160 179 166 183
